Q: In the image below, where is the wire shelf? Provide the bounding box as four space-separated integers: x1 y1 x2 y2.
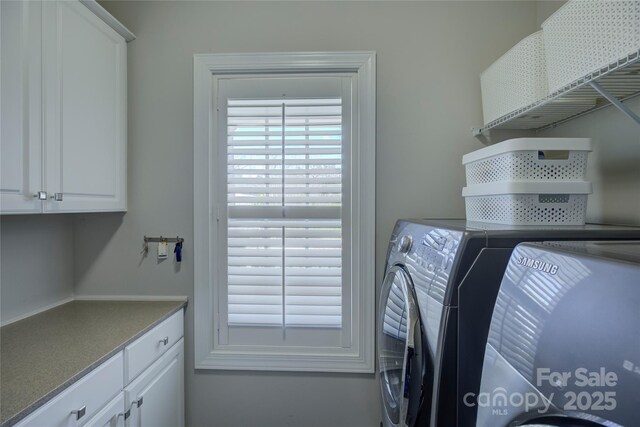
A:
473 50 640 135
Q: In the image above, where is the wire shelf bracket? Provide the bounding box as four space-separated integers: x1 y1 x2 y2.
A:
589 81 640 127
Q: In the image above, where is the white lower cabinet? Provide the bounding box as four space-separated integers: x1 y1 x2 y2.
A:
13 309 184 427
124 310 184 384
124 339 185 427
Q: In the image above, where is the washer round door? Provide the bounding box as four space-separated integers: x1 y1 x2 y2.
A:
378 266 425 427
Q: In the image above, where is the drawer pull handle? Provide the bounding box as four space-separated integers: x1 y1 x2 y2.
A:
159 336 169 346
71 405 86 420
125 396 144 419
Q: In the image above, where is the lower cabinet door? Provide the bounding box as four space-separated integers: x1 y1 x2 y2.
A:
124 338 184 427
82 392 125 427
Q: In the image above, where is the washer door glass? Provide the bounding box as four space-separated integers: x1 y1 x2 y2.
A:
378 266 420 426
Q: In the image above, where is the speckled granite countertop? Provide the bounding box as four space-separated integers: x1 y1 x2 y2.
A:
0 299 187 427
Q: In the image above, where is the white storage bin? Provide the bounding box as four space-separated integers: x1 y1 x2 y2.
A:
542 0 640 93
480 31 548 125
463 182 591 226
463 138 592 186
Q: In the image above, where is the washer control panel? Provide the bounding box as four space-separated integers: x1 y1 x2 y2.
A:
415 228 463 303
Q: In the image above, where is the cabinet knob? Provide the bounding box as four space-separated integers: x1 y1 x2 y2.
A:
50 192 63 201
71 405 86 420
33 191 48 200
159 336 169 346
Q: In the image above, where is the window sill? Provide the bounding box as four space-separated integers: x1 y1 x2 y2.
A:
195 349 375 373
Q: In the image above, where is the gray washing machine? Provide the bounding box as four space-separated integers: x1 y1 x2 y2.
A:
476 241 640 427
378 220 640 427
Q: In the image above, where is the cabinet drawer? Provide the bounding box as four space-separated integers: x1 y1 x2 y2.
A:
124 310 183 384
15 352 123 427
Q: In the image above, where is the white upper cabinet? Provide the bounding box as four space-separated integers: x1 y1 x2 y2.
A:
0 0 131 214
0 1 43 213
42 1 127 212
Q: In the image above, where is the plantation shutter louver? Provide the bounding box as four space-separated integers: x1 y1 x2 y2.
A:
226 98 343 328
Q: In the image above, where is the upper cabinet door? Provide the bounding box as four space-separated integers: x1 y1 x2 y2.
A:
0 1 43 213
42 1 127 213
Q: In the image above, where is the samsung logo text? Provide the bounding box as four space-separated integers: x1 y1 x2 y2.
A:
517 257 559 275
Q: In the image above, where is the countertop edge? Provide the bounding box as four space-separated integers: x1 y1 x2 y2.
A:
1 300 187 427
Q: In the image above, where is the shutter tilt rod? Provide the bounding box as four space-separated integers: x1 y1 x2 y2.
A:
589 81 640 127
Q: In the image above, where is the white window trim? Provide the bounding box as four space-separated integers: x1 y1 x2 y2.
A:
193 52 375 373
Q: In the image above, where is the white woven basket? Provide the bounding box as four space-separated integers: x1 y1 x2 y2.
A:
480 31 548 125
463 182 591 226
463 138 592 186
542 0 640 93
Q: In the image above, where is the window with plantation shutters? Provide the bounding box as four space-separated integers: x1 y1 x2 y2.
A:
194 52 375 372
226 98 343 328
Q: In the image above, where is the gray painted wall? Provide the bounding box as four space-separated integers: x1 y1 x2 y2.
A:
539 97 640 226
79 1 539 426
0 215 74 324
536 0 564 27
